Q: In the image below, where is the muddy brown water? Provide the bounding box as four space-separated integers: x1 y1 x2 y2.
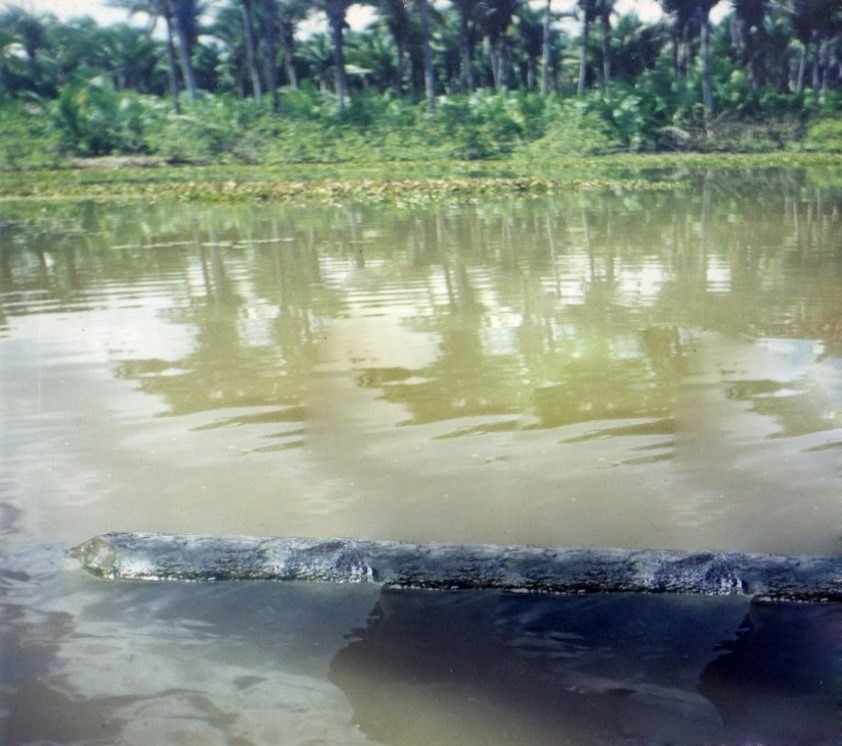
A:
1 171 841 744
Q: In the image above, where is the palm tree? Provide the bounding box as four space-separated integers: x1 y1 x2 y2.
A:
240 0 263 101
697 0 719 119
100 24 160 91
451 0 478 92
660 0 718 118
732 0 767 88
0 27 22 95
210 2 247 95
109 0 185 108
259 0 282 111
596 0 615 87
575 0 590 94
300 32 335 92
787 0 837 93
477 0 519 91
0 7 48 92
346 27 397 88
372 0 413 95
313 0 354 108
168 0 201 100
659 0 693 78
541 0 553 93
277 0 310 90
515 2 543 90
416 0 436 108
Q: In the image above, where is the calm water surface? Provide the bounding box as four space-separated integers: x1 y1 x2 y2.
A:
1 170 841 744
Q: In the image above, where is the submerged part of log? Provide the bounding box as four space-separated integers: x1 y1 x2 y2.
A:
69 533 842 602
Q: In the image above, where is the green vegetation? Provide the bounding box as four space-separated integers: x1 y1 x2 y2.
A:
2 151 839 206
1 0 841 173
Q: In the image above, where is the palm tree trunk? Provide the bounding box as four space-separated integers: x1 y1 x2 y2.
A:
241 0 263 102
820 39 830 94
486 37 500 89
459 5 474 92
279 24 298 89
577 14 590 96
328 5 349 109
260 0 280 111
600 11 611 88
395 39 407 95
680 21 689 78
162 9 181 113
700 11 713 123
811 37 822 91
499 37 510 90
418 0 436 110
796 41 807 94
541 0 552 94
169 0 197 101
748 31 759 90
671 27 679 77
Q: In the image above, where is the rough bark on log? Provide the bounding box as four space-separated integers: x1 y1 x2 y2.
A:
69 533 842 602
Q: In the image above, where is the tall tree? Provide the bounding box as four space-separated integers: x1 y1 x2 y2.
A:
697 0 717 120
0 7 48 91
278 0 309 89
108 0 182 110
732 0 767 88
300 32 334 91
451 0 478 91
788 0 838 92
240 0 263 101
515 2 543 90
477 0 519 90
661 0 718 117
596 0 615 87
259 0 282 111
541 0 553 93
374 0 413 95
417 0 436 108
314 0 353 108
577 0 598 95
168 0 200 100
659 0 694 78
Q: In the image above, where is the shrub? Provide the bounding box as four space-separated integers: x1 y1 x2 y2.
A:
49 78 163 156
0 101 62 169
803 119 842 152
520 100 621 159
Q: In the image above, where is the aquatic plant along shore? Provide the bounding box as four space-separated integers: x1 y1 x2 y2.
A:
71 533 842 602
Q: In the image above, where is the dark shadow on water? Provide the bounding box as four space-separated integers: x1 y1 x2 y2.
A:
700 603 842 745
330 589 842 746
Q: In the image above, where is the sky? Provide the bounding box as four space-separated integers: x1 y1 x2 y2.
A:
5 0 725 35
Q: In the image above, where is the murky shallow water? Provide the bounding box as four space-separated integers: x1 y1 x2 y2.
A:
2 171 842 744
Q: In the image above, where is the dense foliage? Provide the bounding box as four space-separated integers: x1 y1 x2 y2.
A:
1 0 842 166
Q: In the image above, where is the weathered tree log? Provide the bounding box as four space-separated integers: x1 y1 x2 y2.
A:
70 533 842 602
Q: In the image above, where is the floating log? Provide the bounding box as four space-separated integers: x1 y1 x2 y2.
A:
70 532 842 603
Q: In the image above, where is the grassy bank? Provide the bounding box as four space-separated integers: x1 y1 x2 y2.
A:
1 151 840 207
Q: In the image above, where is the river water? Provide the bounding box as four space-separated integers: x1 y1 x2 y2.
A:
1 170 841 744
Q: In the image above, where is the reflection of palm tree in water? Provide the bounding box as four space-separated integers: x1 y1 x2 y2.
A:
113 220 325 439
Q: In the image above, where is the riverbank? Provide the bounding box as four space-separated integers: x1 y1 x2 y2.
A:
2 151 840 206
